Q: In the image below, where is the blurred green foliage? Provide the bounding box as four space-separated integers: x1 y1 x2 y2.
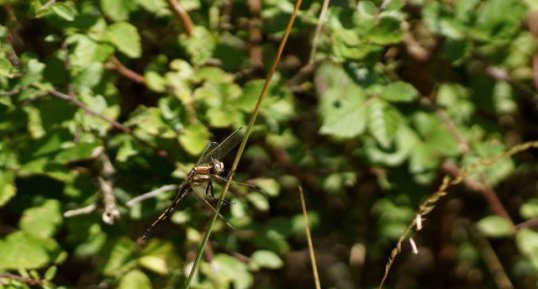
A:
1 0 538 288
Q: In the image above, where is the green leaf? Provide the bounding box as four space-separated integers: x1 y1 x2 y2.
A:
0 171 16 207
253 178 280 197
247 193 269 211
367 100 400 148
20 200 63 238
179 26 216 65
367 15 404 45
118 270 152 289
319 93 367 138
106 22 141 58
380 81 419 102
51 3 77 21
44 266 57 281
73 63 104 89
291 212 319 235
476 215 514 238
209 254 253 289
331 29 378 60
134 0 167 14
116 138 137 162
69 35 114 67
103 238 138 277
144 71 167 93
127 107 174 138
0 57 14 77
178 124 209 156
520 199 538 219
100 0 135 21
139 240 178 275
0 231 62 270
250 250 283 269
54 143 100 164
317 63 368 138
516 229 538 269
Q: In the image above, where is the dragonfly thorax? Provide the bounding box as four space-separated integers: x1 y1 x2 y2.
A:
190 159 225 184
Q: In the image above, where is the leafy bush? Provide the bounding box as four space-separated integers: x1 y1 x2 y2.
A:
1 0 538 288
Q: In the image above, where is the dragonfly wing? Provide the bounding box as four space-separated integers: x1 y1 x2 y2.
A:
197 141 219 165
197 127 243 165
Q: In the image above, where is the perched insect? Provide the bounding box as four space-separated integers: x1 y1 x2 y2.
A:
140 128 244 241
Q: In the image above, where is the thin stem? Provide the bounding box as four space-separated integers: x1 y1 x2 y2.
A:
516 218 538 229
299 186 322 289
63 203 97 218
34 85 170 158
45 87 131 133
0 273 43 286
109 56 145 84
470 227 514 289
183 0 303 287
127 184 177 207
166 0 194 35
309 0 330 64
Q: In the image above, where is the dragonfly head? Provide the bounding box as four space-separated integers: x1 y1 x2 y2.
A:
211 158 225 175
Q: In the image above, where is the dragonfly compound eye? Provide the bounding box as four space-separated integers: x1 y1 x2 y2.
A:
212 160 225 174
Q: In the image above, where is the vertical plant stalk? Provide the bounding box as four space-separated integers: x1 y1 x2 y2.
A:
309 0 330 64
299 186 322 289
183 0 304 288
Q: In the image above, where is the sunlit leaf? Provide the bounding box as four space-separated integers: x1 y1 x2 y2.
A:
520 199 538 219
516 229 538 269
178 124 209 156
0 170 16 207
118 270 152 289
106 22 141 58
476 215 514 238
368 100 400 148
0 231 62 270
380 81 419 102
51 3 77 21
20 200 63 238
100 0 135 21
103 238 138 277
250 250 283 269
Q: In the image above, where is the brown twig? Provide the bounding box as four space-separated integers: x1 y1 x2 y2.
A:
166 0 194 35
248 0 263 69
45 88 131 133
36 85 170 158
98 152 120 224
402 21 430 62
0 273 44 287
108 57 145 84
441 162 512 221
470 227 514 289
516 217 538 229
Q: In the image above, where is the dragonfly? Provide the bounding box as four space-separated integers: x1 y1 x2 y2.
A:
140 127 244 241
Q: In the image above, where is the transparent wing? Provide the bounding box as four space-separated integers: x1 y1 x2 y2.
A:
196 127 243 165
197 141 219 165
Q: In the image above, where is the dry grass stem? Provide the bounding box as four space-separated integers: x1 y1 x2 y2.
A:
299 186 322 289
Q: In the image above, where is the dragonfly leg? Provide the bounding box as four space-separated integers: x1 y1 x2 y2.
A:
205 179 215 198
